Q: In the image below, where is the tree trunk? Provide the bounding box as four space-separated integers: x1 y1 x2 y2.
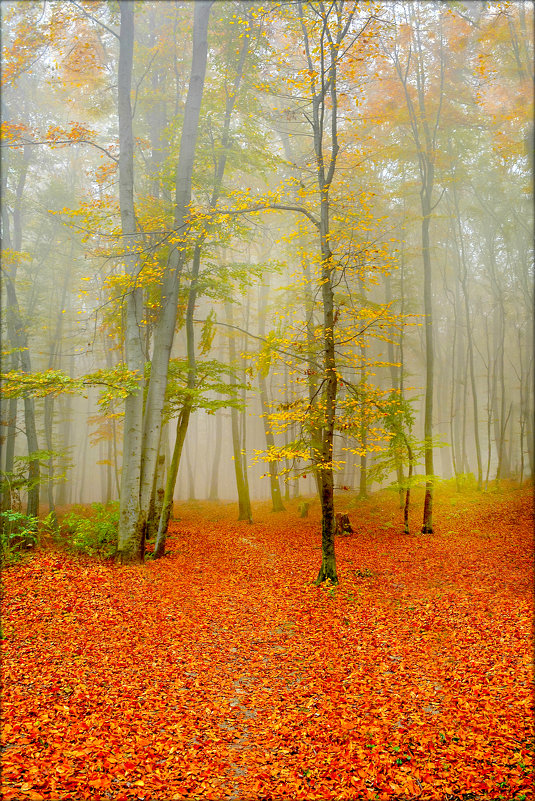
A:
153 409 189 558
138 0 212 524
44 397 56 520
357 319 368 501
208 410 222 500
385 273 404 507
393 7 446 533
117 1 212 560
43 264 70 524
1 144 39 517
402 433 413 535
449 168 483 489
1 396 17 512
153 238 201 557
258 282 285 512
314 168 338 584
420 202 434 533
116 1 147 563
225 301 252 523
147 451 166 543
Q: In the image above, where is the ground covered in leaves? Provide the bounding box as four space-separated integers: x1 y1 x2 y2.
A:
2 484 533 800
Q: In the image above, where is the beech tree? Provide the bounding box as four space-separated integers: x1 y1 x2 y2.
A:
116 0 213 562
1 0 532 578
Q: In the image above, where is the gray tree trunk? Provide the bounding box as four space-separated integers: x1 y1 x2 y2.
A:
138 0 212 523
116 1 147 562
393 7 446 533
257 282 285 512
225 301 252 522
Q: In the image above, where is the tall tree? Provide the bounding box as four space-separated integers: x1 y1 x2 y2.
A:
115 0 147 561
389 3 446 532
117 0 213 562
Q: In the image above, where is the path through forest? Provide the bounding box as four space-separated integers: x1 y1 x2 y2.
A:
2 486 533 800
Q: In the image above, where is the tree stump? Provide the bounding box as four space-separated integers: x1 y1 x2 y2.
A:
334 513 353 536
298 502 309 518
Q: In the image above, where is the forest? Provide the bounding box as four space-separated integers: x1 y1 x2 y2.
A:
1 1 533 800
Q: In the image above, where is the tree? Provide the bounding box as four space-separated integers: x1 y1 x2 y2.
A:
388 3 448 533
115 0 146 562
116 0 213 562
250 1 392 583
257 279 285 512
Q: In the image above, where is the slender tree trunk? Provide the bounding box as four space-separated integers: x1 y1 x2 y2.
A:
402 433 413 535
154 19 250 519
357 315 368 501
315 165 338 584
483 316 494 490
240 296 251 508
78 407 90 505
57 339 75 506
281 358 294 501
393 8 446 533
449 172 483 489
154 410 188 558
1 396 17 511
258 282 285 511
385 274 404 506
44 397 56 519
186 433 196 501
296 0 349 583
209 410 222 500
420 201 435 532
104 343 121 500
106 434 113 504
461 343 469 475
138 0 212 524
525 352 534 478
225 301 252 522
1 146 39 517
154 240 201 557
147 451 166 542
117 1 212 560
2 272 40 517
449 287 461 488
43 266 70 523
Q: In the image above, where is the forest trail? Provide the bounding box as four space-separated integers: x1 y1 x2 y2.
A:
2 486 533 801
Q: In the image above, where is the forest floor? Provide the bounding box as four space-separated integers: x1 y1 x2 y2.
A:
1 483 533 801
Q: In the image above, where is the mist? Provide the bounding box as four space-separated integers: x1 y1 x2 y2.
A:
1 0 532 556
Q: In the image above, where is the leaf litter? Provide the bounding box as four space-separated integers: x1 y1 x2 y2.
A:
1 485 533 800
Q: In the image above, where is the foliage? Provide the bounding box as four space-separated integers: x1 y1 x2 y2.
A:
1 452 66 509
163 358 245 420
0 510 38 565
0 367 141 405
440 472 479 493
1 485 533 799
366 393 417 486
58 502 119 558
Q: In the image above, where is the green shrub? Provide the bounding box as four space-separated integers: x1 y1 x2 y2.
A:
0 510 38 564
441 472 477 492
60 501 119 557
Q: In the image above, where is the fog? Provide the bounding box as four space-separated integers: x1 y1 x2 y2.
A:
1 1 532 547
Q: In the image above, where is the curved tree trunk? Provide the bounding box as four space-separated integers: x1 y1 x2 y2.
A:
153 243 201 558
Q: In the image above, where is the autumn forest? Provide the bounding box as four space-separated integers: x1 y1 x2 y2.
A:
1 1 533 800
